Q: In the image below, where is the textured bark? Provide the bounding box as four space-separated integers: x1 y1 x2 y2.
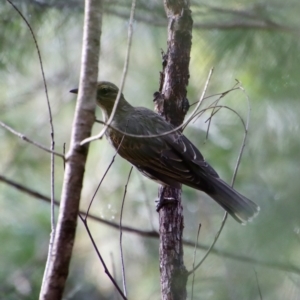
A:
39 1 102 299
156 1 193 299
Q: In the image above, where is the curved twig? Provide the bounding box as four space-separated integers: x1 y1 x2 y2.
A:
81 0 137 146
83 69 214 142
79 214 127 300
6 1 56 291
0 121 64 160
119 167 133 296
188 84 251 275
1 174 299 276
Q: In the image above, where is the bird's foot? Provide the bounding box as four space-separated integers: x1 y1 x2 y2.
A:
155 197 177 212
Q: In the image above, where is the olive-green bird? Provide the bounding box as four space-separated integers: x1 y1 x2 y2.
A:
70 81 259 224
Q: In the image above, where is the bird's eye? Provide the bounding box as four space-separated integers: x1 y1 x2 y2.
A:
101 87 109 95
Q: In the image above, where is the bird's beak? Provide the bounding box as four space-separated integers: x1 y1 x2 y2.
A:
69 88 78 94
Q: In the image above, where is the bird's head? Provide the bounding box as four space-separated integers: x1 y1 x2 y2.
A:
95 81 120 110
70 81 127 119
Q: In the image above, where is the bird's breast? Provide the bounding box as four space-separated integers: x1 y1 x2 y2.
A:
106 129 123 150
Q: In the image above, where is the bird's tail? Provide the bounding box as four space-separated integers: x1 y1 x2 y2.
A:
208 178 260 224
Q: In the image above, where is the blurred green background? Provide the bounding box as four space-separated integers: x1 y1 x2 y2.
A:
1 0 300 299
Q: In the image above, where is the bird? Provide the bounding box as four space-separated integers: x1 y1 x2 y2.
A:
70 81 260 224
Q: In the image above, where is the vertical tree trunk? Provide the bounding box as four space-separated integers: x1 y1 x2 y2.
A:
39 1 102 299
156 1 193 299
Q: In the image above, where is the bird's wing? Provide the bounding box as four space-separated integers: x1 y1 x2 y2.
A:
157 133 221 192
166 134 219 177
117 132 186 186
114 110 219 190
117 123 219 192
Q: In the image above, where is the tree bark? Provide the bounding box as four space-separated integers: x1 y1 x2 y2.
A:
156 1 193 299
39 0 102 299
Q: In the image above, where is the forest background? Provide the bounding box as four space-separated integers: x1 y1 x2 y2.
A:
0 0 300 299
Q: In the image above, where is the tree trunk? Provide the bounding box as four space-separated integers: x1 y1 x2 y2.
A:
156 1 193 299
39 1 102 299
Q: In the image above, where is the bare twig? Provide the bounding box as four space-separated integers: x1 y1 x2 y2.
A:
79 214 127 300
93 92 246 143
0 121 64 160
192 20 297 32
110 253 119 300
189 83 240 129
6 2 56 289
1 174 300 275
81 0 137 145
231 85 251 185
105 6 298 33
82 130 129 296
85 69 214 142
84 120 128 218
254 268 263 300
189 87 240 107
85 134 126 219
188 84 251 276
188 212 228 275
63 143 66 170
204 81 240 140
138 174 156 231
191 224 201 300
182 68 214 131
119 167 133 296
1 172 157 237
5 0 55 162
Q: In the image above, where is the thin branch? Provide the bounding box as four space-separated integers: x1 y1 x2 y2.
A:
79 214 127 300
85 134 126 219
84 121 128 218
231 85 251 185
189 84 240 128
191 224 201 300
193 20 297 32
191 105 247 136
204 81 240 140
94 91 246 140
138 174 156 231
188 212 228 276
81 128 128 297
5 0 55 154
63 143 66 169
188 83 251 276
0 121 64 160
189 87 241 107
10 0 299 33
182 68 214 132
254 268 263 300
2 173 158 237
104 6 298 33
1 175 300 276
196 3 266 20
6 2 57 287
119 167 133 296
83 69 214 143
104 8 165 27
110 252 119 300
81 0 137 146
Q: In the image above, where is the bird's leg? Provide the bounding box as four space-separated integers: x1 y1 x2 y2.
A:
155 186 177 212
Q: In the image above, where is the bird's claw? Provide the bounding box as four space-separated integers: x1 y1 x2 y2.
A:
155 197 177 212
